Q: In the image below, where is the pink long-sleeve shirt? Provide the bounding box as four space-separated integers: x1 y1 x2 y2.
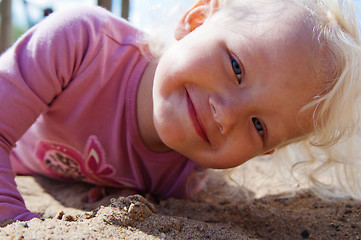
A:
0 6 201 222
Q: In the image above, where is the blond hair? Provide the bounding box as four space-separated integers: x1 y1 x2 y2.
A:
282 0 361 200
217 0 361 200
211 0 361 200
299 0 361 147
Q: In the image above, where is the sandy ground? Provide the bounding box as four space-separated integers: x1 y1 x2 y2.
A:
0 164 360 239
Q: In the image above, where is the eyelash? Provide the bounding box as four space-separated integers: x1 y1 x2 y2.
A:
230 55 243 84
252 118 265 138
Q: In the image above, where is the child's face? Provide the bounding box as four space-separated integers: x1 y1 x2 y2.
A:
152 2 322 169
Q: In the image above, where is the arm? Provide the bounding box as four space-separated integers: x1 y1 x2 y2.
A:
0 149 40 224
0 6 108 223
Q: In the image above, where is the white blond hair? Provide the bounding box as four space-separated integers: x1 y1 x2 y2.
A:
216 0 361 200
209 0 361 200
214 0 361 200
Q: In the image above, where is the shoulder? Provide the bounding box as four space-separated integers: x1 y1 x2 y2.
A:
39 6 143 45
36 6 118 36
23 5 144 54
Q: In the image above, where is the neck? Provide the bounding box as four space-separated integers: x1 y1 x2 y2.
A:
136 62 171 152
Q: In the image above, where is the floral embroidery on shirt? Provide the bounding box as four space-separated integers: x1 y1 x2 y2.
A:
35 136 135 188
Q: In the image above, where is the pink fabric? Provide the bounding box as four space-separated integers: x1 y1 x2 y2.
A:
0 6 201 222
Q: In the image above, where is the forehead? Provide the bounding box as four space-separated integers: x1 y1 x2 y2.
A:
211 0 314 42
209 0 318 71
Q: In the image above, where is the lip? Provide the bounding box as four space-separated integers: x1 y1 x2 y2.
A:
186 89 210 143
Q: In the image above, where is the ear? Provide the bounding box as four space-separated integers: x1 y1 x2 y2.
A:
174 0 218 40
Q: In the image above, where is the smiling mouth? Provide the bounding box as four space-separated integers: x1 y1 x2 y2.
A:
186 89 210 143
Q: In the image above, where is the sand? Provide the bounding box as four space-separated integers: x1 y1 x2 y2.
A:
0 170 360 240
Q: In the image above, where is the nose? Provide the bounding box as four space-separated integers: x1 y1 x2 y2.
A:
209 94 244 135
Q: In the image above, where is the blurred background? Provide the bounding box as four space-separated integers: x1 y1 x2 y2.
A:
0 0 360 53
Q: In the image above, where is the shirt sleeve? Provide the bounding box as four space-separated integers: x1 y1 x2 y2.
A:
0 6 108 222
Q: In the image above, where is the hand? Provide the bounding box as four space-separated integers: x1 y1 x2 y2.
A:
83 186 139 203
0 218 13 227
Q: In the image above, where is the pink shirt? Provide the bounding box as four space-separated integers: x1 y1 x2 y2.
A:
0 6 201 222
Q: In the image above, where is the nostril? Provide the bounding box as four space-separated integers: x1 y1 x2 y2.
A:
210 103 225 134
217 123 224 134
210 103 216 116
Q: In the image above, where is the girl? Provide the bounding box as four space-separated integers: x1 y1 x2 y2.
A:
0 0 360 224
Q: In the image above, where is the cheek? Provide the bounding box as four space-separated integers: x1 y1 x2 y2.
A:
154 120 188 153
155 46 201 91
217 135 262 168
152 92 188 150
153 62 181 98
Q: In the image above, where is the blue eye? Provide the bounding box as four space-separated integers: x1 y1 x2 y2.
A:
252 118 264 137
231 56 242 84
